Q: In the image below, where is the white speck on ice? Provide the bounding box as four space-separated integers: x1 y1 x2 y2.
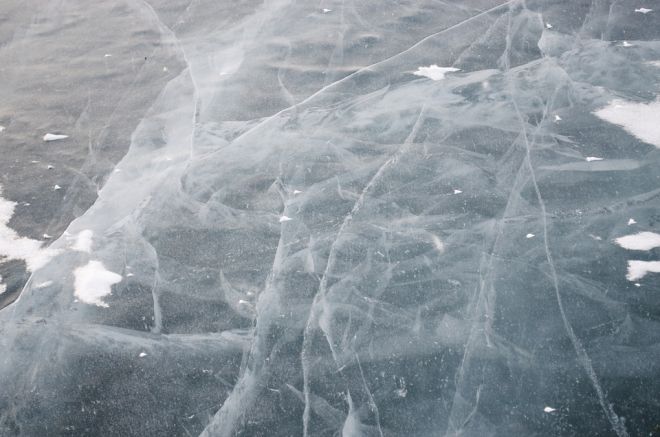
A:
634 282 641 287
453 189 462 194
293 190 302 195
635 8 652 14
139 352 147 357
322 8 332 13
412 65 460 81
589 234 602 241
279 215 293 222
72 229 93 253
626 260 660 281
35 281 53 288
545 23 553 29
0 126 5 132
43 233 52 239
615 232 660 251
163 66 168 72
621 41 634 47
554 114 562 121
43 133 68 142
126 273 134 277
544 406 557 413
627 218 637 225
0 185 60 271
594 99 660 148
104 53 112 57
73 260 122 307
47 164 54 169
648 61 660 68
526 233 535 239
585 156 603 162
53 185 62 191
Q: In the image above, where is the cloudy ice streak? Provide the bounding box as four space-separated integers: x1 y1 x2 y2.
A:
594 100 660 148
0 185 59 272
73 260 122 307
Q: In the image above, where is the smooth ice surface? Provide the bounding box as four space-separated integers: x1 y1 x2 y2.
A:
1 1 660 436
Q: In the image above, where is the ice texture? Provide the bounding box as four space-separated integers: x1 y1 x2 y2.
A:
1 1 660 436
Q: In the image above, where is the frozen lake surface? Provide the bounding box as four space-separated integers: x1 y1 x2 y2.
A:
1 0 660 435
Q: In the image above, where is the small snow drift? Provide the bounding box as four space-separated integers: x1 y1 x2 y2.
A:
412 65 460 81
73 260 122 307
0 185 59 271
626 260 660 281
43 133 69 142
594 100 660 148
615 232 660 251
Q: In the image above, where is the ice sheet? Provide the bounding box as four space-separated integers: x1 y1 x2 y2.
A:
1 1 660 436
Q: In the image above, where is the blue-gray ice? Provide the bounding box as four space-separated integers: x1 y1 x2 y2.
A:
1 1 660 436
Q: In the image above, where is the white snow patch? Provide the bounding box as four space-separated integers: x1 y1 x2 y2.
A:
279 215 293 222
43 133 68 142
545 23 553 29
35 281 53 288
544 406 557 413
0 186 59 271
635 8 652 14
139 352 147 357
648 61 660 68
634 282 641 287
322 8 332 13
72 229 93 253
47 164 54 169
0 126 5 132
626 260 660 281
621 41 634 47
73 260 122 307
627 218 637 226
615 232 660 251
453 189 462 194
554 114 562 121
594 99 660 148
412 65 460 81
293 189 303 195
585 156 603 162
53 185 62 191
526 233 535 239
